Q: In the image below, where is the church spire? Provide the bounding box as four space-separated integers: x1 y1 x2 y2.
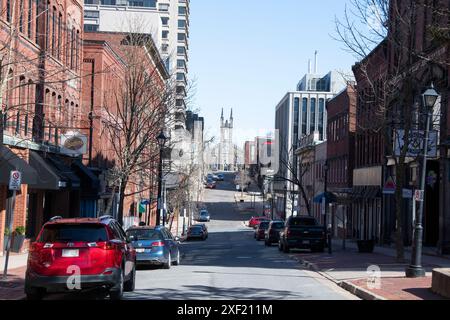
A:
229 108 233 128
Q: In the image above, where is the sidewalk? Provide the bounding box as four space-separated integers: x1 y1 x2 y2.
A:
290 240 450 300
0 253 27 300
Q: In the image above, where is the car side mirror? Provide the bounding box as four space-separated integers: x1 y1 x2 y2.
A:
127 236 135 242
174 236 180 242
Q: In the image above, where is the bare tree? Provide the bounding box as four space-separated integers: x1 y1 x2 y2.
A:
334 0 447 260
100 31 175 225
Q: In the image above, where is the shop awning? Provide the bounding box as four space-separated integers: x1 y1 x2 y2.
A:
0 146 37 185
46 155 81 189
72 160 100 189
28 151 63 190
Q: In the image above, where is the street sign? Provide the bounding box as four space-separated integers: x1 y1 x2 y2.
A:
383 176 396 195
415 190 425 202
8 171 22 191
402 189 413 199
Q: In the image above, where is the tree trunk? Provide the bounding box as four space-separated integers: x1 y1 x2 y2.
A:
394 163 405 262
117 179 128 226
298 185 311 216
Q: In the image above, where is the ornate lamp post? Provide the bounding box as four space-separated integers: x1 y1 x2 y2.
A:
155 130 167 226
406 84 440 278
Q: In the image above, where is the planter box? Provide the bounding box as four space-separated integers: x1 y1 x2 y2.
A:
357 240 375 253
11 235 25 253
431 269 450 298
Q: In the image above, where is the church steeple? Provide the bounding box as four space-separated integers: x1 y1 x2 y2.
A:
221 108 224 127
229 108 233 128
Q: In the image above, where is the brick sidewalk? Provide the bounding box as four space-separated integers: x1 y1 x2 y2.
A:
349 277 445 300
0 266 26 300
290 246 449 300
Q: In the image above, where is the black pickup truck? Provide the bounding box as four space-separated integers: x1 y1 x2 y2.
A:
278 216 325 253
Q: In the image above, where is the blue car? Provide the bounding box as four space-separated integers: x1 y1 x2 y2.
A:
126 226 181 269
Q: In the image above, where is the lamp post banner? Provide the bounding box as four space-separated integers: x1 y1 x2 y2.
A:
394 129 438 158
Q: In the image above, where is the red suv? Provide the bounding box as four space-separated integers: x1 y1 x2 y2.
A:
25 216 136 300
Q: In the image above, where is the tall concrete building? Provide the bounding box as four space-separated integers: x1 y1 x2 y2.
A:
83 0 190 130
274 55 347 216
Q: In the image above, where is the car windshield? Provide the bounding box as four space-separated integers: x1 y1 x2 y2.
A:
126 229 162 241
190 226 203 231
289 217 318 226
39 224 108 243
200 211 208 215
259 222 270 229
272 222 285 229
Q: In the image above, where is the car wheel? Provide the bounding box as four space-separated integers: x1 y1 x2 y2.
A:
173 250 181 266
25 287 44 300
163 253 172 269
124 264 136 292
109 269 124 300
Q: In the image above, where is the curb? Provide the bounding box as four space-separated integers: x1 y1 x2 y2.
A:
339 281 386 300
290 254 386 300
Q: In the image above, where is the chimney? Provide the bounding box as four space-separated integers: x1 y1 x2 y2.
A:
314 50 318 74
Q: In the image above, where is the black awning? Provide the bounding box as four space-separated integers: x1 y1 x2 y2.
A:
46 155 81 189
28 151 63 190
72 160 100 189
0 146 37 185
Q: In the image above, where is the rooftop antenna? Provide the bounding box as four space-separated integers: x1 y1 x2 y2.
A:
314 50 318 73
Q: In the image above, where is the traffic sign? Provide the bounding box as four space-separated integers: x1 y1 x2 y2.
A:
414 190 425 202
383 176 396 195
8 171 22 191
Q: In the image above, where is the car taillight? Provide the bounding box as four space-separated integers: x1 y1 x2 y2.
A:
152 241 164 247
101 241 115 250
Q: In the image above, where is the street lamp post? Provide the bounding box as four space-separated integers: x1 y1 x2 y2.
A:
156 130 167 226
406 84 439 278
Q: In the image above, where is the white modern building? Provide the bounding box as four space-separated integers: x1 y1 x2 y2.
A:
274 59 347 217
83 0 190 130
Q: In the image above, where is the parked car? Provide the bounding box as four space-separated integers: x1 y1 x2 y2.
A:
212 174 219 181
206 180 216 189
254 220 271 241
197 210 211 222
187 225 207 241
248 216 271 229
217 173 225 181
193 224 208 238
25 216 136 300
278 216 325 253
264 221 285 246
126 226 180 269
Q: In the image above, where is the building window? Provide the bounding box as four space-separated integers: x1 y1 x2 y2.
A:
159 3 169 11
310 98 316 134
100 0 117 5
27 0 33 38
19 0 24 32
161 17 169 26
177 33 186 41
293 97 300 145
52 7 56 56
177 46 186 55
178 20 186 28
58 14 62 60
128 0 157 7
177 59 185 69
178 6 187 15
302 98 307 135
6 0 11 22
162 30 169 39
318 98 324 140
84 24 99 32
84 10 100 19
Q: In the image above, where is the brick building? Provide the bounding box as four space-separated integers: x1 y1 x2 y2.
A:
82 31 169 227
0 0 86 255
326 83 357 239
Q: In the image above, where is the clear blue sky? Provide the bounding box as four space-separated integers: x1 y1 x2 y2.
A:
189 0 356 146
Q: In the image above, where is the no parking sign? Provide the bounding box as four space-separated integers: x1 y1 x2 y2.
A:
8 170 22 191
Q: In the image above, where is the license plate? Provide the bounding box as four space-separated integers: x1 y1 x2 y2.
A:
62 249 79 257
302 240 310 245
136 248 145 253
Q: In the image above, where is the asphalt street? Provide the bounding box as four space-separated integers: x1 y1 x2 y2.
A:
124 172 357 300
